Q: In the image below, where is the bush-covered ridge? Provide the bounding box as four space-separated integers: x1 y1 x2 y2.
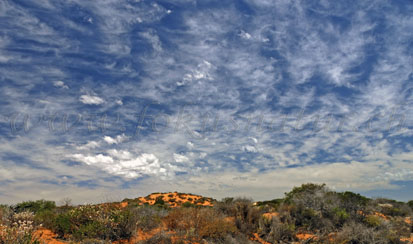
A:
1 183 413 244
121 192 216 208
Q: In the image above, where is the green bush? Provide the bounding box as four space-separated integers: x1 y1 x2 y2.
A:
407 200 413 210
154 196 165 206
284 183 327 203
14 200 56 214
34 209 57 229
51 204 138 241
182 202 194 208
332 207 349 226
74 220 105 240
255 199 283 209
54 213 72 237
365 215 382 228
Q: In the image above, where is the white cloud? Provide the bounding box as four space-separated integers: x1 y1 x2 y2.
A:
53 80 69 89
187 141 194 149
76 141 101 150
177 60 214 86
249 137 258 143
239 30 252 39
242 145 258 153
103 134 127 144
107 149 133 160
72 153 114 165
173 153 190 163
71 152 170 179
79 94 105 105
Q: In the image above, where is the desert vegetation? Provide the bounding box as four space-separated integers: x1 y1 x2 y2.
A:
1 184 413 243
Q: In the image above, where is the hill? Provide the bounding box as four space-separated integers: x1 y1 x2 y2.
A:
121 192 215 208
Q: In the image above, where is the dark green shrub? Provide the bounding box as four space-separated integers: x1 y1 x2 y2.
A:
73 220 105 240
154 196 165 206
14 200 56 214
54 213 72 237
255 199 283 209
284 183 327 203
407 200 413 210
332 207 349 226
34 209 57 229
182 202 194 208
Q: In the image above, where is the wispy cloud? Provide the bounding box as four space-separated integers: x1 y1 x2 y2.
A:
0 0 412 204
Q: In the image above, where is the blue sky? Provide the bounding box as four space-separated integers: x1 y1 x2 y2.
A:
0 0 413 204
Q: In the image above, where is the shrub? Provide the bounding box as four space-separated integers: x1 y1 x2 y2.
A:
182 202 194 208
0 205 12 225
332 207 349 226
165 207 237 242
154 196 165 206
255 199 283 210
215 197 261 235
219 234 256 244
407 200 413 210
134 206 167 231
0 211 40 244
284 183 327 203
53 213 72 237
233 198 261 235
258 213 296 243
34 209 57 229
337 191 370 208
52 204 138 241
335 221 392 244
139 232 173 244
14 200 56 214
388 216 411 239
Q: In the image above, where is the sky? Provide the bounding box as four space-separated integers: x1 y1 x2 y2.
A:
0 0 413 204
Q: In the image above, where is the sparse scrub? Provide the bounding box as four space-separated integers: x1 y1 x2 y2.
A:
258 213 296 243
335 221 393 244
1 184 412 243
165 207 236 242
51 204 138 241
215 197 261 235
138 231 173 244
134 206 167 231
